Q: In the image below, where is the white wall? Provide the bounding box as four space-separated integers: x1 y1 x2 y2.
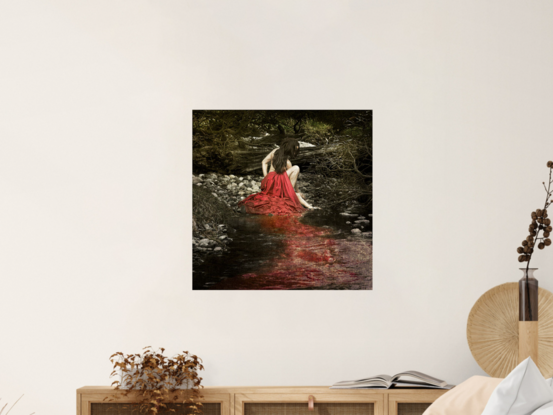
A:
2 1 553 413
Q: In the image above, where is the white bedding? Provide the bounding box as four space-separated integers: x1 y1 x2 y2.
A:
423 358 553 415
482 358 553 415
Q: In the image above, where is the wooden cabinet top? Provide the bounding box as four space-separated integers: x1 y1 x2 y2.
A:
77 386 449 396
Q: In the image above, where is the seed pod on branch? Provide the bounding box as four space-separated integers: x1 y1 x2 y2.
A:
518 163 553 264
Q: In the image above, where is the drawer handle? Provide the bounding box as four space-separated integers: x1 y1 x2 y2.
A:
308 395 314 411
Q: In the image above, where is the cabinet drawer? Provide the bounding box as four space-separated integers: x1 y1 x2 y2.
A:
235 394 384 415
79 393 230 415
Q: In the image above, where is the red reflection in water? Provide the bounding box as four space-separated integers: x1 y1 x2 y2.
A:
211 215 372 290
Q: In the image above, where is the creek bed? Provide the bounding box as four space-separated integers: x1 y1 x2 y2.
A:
192 208 372 290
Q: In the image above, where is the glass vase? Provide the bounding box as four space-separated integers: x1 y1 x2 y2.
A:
519 268 539 321
519 267 539 365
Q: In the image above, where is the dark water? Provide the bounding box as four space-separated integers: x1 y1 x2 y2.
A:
193 209 372 290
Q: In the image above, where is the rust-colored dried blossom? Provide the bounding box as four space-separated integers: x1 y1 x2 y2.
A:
106 347 204 415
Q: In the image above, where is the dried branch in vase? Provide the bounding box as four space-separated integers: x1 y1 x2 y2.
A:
107 347 204 415
517 161 553 266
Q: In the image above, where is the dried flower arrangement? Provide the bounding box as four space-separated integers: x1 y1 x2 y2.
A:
108 347 204 415
517 161 553 265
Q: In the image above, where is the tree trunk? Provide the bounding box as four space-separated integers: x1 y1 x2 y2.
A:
228 144 338 174
193 136 338 175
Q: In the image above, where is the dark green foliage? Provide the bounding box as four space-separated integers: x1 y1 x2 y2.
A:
192 110 372 207
192 110 368 148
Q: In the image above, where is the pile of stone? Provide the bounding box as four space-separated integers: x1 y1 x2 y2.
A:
193 223 230 260
193 173 265 261
193 172 263 210
340 212 372 238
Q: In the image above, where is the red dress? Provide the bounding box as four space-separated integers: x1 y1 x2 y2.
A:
238 172 305 216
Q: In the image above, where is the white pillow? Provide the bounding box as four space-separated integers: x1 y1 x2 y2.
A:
533 402 553 414
482 358 553 415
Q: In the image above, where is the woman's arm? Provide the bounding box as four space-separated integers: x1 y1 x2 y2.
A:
262 148 277 177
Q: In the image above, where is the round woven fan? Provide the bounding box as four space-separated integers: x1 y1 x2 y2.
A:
467 282 553 378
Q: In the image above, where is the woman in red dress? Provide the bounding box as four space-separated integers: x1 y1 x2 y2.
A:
238 138 317 215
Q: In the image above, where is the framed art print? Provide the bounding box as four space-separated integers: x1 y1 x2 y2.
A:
192 110 372 290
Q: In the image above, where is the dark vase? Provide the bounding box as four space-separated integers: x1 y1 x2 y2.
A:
519 268 539 321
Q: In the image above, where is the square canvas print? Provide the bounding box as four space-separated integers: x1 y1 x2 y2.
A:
192 110 372 290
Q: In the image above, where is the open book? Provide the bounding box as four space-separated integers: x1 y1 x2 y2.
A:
331 371 454 389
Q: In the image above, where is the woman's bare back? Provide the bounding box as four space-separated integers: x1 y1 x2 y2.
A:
264 148 292 174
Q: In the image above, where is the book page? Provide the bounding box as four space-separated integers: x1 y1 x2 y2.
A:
391 371 447 387
333 375 392 385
